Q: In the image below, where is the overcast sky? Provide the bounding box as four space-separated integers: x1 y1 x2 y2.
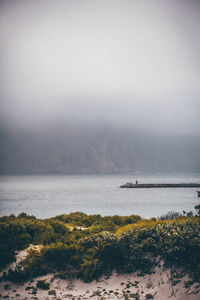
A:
0 0 200 135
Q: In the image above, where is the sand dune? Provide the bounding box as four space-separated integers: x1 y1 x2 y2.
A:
0 266 199 299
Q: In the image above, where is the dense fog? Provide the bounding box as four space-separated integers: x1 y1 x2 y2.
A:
0 0 199 174
0 122 199 174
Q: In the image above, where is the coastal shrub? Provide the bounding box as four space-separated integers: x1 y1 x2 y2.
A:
128 292 139 299
45 220 69 237
145 294 154 299
116 219 158 235
0 215 72 270
159 211 180 220
2 268 30 283
1 212 200 283
78 232 123 281
89 221 117 233
40 243 78 269
48 290 56 295
195 204 200 216
36 280 50 289
118 218 200 278
4 284 10 290
0 221 32 269
17 213 36 219
54 212 141 228
21 242 79 279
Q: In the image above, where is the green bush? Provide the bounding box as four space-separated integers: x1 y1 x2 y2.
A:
1 212 200 283
145 293 154 299
48 290 56 295
36 280 50 289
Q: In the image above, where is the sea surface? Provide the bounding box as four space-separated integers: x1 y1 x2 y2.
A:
0 173 200 219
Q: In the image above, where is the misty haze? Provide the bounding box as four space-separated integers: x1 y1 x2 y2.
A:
0 0 200 175
0 2 200 298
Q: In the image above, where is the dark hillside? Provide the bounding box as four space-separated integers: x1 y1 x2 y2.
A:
0 124 199 174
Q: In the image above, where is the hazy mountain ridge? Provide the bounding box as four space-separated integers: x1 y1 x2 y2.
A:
0 124 199 174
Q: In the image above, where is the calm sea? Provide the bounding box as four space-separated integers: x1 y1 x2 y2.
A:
0 173 199 219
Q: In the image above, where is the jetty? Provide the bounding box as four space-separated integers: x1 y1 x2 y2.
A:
120 183 200 188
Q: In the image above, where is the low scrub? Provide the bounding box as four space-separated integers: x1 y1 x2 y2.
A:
36 280 50 290
1 210 200 283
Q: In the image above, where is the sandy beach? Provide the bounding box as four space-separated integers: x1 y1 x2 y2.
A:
0 246 200 300
0 265 200 300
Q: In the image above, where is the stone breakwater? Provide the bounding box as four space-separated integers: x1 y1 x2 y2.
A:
120 183 200 188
